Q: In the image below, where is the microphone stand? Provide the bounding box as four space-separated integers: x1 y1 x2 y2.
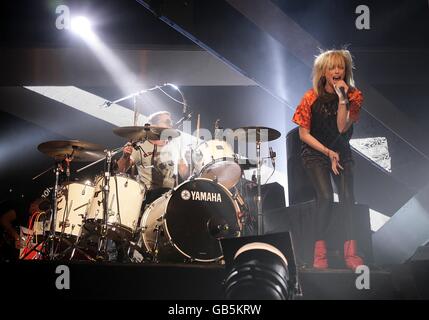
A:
102 85 161 108
47 161 62 260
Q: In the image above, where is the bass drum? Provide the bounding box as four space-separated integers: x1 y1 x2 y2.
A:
140 178 242 262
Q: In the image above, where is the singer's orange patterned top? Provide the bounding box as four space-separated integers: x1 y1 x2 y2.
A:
292 88 363 130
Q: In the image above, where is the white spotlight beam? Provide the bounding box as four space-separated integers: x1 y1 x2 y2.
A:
24 86 140 127
71 16 92 36
70 17 140 95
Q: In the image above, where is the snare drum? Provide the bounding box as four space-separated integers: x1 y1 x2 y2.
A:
86 174 146 239
139 178 241 262
193 140 241 189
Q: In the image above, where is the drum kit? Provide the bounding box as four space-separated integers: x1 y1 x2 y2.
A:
23 123 281 264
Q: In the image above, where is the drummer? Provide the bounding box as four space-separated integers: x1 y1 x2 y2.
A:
116 111 190 205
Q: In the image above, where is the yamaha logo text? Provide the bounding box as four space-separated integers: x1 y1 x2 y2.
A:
181 190 222 202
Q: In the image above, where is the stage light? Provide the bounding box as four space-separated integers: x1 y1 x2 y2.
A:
71 16 92 36
221 232 300 300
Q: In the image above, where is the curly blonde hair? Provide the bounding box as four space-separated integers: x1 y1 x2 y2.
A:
312 49 355 96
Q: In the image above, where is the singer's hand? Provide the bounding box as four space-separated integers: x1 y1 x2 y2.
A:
331 158 344 175
333 80 349 100
328 149 343 175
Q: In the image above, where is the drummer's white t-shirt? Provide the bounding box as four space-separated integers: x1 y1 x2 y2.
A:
130 140 179 190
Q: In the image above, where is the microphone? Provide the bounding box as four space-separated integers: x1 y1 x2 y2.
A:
269 147 276 169
214 119 221 139
102 101 112 108
183 97 187 115
339 87 350 111
251 170 257 183
130 142 148 157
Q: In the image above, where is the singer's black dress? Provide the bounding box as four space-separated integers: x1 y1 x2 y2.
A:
293 88 363 168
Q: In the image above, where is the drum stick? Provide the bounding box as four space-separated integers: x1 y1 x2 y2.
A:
133 95 139 126
196 113 200 145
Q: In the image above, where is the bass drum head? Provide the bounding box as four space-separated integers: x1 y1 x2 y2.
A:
164 178 241 262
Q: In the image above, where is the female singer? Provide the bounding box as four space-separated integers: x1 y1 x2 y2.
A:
292 49 364 270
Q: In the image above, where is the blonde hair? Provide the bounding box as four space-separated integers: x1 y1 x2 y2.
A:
312 49 355 96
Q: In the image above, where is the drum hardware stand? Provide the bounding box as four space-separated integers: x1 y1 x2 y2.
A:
76 146 123 261
232 126 280 237
54 235 96 262
57 211 95 261
152 225 162 263
31 158 64 259
186 144 195 178
53 154 76 258
256 139 264 236
46 161 63 259
95 149 112 260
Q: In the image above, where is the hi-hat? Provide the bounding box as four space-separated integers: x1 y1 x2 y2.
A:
113 125 180 141
233 126 281 142
37 140 105 162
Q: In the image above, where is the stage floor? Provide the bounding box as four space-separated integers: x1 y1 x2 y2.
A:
0 260 409 300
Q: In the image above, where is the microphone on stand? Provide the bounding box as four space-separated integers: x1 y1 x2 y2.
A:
251 170 257 183
269 147 276 169
66 164 70 178
130 141 148 157
102 100 112 108
214 119 221 139
214 119 220 130
183 96 188 115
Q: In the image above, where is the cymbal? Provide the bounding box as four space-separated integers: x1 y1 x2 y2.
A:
37 140 105 162
113 125 180 141
233 126 281 142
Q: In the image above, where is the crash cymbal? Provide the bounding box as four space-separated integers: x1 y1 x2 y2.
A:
113 125 180 141
37 140 105 162
233 126 281 142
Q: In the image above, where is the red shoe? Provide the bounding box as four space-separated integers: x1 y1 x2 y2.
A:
313 240 328 269
344 240 364 270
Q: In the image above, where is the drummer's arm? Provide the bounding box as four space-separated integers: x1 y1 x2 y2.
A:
116 145 135 173
0 209 20 248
